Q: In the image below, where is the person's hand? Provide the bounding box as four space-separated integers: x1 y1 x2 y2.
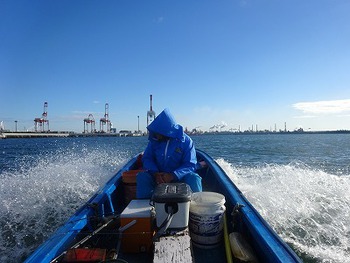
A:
154 172 174 184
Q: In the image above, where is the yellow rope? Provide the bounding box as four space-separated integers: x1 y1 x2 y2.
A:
223 212 233 263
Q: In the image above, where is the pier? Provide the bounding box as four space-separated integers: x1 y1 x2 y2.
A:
0 131 146 139
0 132 71 139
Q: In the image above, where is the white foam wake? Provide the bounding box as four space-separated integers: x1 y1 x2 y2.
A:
216 158 350 263
0 147 129 262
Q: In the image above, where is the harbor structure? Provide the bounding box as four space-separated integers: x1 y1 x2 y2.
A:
147 94 156 127
83 114 96 133
100 103 111 133
34 102 49 132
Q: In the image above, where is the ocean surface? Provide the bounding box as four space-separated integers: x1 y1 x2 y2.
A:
1 134 349 262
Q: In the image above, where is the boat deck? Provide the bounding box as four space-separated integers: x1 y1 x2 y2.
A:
72 221 227 263
119 238 227 263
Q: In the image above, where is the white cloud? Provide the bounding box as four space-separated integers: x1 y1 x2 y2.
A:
292 99 350 114
293 115 317 119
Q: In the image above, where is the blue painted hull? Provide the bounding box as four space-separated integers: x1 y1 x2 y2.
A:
25 150 301 263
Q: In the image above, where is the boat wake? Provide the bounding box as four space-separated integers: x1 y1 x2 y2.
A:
216 158 350 263
2 147 349 263
0 148 130 263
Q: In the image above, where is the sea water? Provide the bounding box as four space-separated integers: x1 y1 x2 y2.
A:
0 134 349 262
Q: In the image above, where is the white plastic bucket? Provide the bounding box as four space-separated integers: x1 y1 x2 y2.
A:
189 192 226 249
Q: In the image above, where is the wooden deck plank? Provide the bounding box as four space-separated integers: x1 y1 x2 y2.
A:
153 230 194 263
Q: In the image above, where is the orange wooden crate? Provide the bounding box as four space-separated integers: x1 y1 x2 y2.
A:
122 170 143 203
120 199 154 253
122 170 143 184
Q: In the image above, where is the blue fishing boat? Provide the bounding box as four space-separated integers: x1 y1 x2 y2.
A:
25 149 302 263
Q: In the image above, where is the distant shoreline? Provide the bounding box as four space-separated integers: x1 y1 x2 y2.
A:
194 130 350 135
1 130 350 139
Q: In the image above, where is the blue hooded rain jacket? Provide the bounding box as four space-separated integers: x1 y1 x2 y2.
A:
142 108 197 181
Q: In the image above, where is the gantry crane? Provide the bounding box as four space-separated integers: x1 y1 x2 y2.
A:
147 95 156 127
83 114 96 133
100 103 111 133
34 102 49 132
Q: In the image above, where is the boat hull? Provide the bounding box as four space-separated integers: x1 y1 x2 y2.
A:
25 150 301 263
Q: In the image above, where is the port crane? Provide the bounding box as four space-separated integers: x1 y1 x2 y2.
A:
147 95 156 127
34 102 49 132
83 114 96 133
100 103 111 133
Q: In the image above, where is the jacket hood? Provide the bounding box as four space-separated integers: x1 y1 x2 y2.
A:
147 108 184 140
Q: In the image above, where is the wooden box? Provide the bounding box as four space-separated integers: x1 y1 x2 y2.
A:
122 170 143 204
120 199 154 253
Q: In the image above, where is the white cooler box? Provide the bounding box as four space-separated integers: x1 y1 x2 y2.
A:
152 183 192 229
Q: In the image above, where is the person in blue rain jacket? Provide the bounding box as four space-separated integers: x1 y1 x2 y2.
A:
136 108 202 199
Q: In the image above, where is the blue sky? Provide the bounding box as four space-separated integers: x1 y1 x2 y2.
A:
1 0 350 133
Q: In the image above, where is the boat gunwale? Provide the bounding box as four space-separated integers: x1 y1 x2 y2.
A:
196 149 302 262
24 154 141 263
